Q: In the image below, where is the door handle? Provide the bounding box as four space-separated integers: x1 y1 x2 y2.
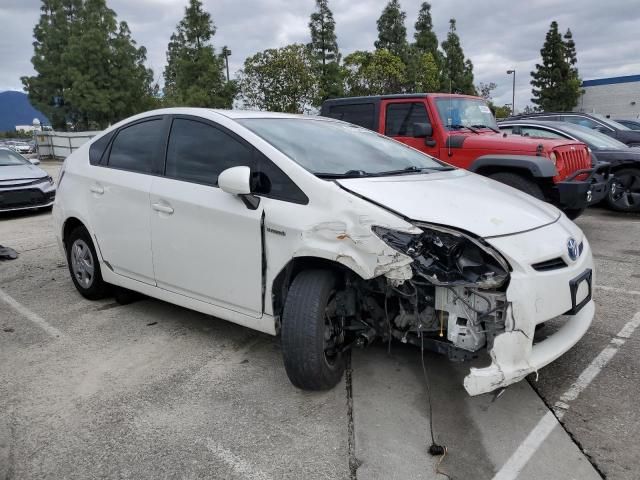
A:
152 202 174 214
90 184 104 195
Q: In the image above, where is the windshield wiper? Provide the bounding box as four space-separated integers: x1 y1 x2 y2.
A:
471 124 500 133
315 170 369 179
368 166 455 176
447 123 480 134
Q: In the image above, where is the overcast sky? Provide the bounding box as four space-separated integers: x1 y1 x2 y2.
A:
1 0 639 110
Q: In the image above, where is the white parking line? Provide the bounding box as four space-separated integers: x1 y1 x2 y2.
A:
205 439 272 480
492 311 640 480
0 287 65 338
595 285 640 296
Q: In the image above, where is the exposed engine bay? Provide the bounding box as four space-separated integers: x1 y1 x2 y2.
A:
330 223 511 361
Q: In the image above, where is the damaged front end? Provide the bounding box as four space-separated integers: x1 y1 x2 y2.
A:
335 223 514 393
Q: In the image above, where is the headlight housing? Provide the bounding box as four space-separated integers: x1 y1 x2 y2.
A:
372 224 510 288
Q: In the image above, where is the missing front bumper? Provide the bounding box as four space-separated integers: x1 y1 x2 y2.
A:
463 300 594 396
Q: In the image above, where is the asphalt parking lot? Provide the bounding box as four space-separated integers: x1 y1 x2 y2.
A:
1 161 639 480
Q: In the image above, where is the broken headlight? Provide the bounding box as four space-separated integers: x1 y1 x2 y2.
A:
372 224 510 288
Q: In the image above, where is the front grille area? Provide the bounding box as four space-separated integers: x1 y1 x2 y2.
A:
532 257 568 271
554 146 591 181
0 188 53 209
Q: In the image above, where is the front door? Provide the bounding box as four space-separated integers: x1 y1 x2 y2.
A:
149 117 263 317
381 100 439 157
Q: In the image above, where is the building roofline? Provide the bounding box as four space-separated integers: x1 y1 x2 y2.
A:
582 74 640 87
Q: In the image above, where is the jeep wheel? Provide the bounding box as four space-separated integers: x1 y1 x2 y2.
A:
66 226 110 300
606 168 640 213
281 269 345 390
488 172 545 200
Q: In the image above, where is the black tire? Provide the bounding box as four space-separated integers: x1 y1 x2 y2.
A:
488 172 545 200
65 226 110 300
563 208 585 220
281 269 345 390
606 168 640 212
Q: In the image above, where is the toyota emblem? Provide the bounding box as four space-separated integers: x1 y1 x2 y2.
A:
567 238 579 261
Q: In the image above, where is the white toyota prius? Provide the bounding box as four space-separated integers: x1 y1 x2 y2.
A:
53 108 595 396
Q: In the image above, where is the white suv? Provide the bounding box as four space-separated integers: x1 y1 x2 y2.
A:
53 108 595 396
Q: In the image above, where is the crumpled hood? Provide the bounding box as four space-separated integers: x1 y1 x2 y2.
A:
0 164 47 182
337 169 561 238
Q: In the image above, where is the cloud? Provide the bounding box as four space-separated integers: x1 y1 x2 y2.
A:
2 0 639 110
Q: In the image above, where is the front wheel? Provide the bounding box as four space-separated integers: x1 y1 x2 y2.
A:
281 270 345 390
488 172 545 200
606 168 640 212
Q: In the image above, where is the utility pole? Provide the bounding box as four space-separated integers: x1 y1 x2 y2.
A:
506 69 516 115
222 46 232 82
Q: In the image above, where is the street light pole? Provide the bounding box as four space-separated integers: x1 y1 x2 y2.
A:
222 46 232 82
506 69 516 115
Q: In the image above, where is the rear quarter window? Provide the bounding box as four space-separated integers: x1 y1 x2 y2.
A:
326 103 375 130
89 131 115 165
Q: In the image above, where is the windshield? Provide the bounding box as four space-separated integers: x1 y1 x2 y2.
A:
434 97 498 131
0 149 29 166
593 114 631 131
561 123 629 150
238 118 450 177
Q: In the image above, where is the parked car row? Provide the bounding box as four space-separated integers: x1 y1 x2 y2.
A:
0 140 36 155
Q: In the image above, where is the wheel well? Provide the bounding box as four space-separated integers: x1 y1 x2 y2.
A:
474 165 537 179
62 217 85 246
270 257 358 320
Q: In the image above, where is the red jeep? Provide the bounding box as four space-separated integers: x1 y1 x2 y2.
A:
320 94 610 218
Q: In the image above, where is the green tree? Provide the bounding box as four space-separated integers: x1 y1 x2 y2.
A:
342 49 406 96
476 81 497 101
308 0 342 104
63 0 155 129
23 0 156 130
237 44 317 113
530 21 582 111
163 0 234 108
22 0 83 129
375 0 408 60
440 19 475 95
407 51 439 92
413 2 440 62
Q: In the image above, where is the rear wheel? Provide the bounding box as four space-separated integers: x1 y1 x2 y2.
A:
606 168 640 212
488 172 545 200
281 269 345 390
66 226 110 300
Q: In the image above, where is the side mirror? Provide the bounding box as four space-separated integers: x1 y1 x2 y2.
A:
218 166 261 210
413 122 433 138
29 158 40 165
218 166 251 195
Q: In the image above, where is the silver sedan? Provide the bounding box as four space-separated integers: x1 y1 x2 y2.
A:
0 147 55 212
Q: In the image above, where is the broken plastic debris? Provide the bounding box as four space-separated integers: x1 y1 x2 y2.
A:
0 245 18 260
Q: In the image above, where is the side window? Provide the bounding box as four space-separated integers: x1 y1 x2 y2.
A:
385 102 429 137
328 103 375 130
563 116 599 129
108 119 163 173
521 127 565 139
499 126 514 134
252 151 309 204
166 118 253 186
89 130 115 165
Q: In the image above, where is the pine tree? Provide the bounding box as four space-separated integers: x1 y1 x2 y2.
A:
308 0 342 104
530 22 581 111
413 2 439 60
375 0 408 60
163 0 234 107
23 0 155 130
440 19 475 94
22 0 83 129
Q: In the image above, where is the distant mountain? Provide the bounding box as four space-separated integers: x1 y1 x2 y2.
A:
0 91 50 131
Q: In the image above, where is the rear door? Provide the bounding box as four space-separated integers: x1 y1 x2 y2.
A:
87 116 168 285
381 99 439 157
